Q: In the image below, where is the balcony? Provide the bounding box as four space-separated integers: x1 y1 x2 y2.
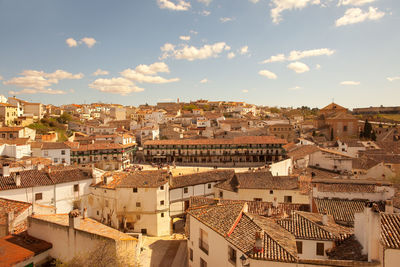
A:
199 239 209 255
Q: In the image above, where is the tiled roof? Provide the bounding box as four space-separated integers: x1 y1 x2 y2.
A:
67 141 135 151
277 211 353 241
380 213 400 249
215 171 299 191
312 178 391 193
0 198 31 225
313 198 367 226
187 202 298 262
0 167 92 191
0 138 30 146
144 135 287 146
288 145 320 161
30 214 136 241
94 170 169 189
189 196 310 218
41 142 70 150
326 236 367 261
0 127 23 132
169 170 234 189
0 233 52 267
352 157 380 170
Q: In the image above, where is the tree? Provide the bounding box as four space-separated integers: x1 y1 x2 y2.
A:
363 119 373 139
330 128 334 141
371 130 377 141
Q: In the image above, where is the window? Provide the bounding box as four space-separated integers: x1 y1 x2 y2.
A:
160 185 164 190
136 215 141 220
136 202 141 207
61 150 66 155
284 196 292 203
269 190 273 194
200 258 207 267
35 193 42 201
44 151 48 156
199 229 209 254
228 246 237 264
54 158 58 163
254 198 262 202
97 210 99 215
160 200 164 205
296 241 303 254
141 229 147 234
184 187 188 194
219 191 223 198
161 213 164 217
343 125 348 132
207 183 211 189
74 184 79 192
316 242 324 256
133 187 138 193
62 158 66 164
189 248 193 261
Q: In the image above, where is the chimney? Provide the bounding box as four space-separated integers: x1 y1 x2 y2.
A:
253 231 264 253
322 213 329 226
3 164 10 177
272 197 278 208
214 198 221 206
68 210 81 229
386 200 394 214
82 207 87 219
14 172 21 187
243 202 248 213
5 211 14 235
267 207 272 217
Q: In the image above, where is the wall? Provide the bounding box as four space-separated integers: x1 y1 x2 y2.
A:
385 249 400 267
42 148 71 165
309 151 352 172
217 188 309 204
295 239 333 260
313 186 394 202
270 158 292 176
54 179 92 213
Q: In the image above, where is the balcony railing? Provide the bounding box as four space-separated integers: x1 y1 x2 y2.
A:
199 239 209 255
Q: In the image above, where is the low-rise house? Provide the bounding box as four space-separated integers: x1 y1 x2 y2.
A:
0 126 36 140
288 145 320 169
215 171 309 204
89 170 170 236
0 103 18 126
309 148 353 173
0 166 93 213
0 198 32 237
0 232 52 267
169 170 234 217
312 178 394 202
28 211 138 265
31 142 71 165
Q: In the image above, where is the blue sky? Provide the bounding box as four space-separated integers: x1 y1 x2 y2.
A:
0 0 399 108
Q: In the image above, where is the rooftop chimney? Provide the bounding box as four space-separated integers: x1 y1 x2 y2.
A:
253 231 264 253
3 164 10 178
322 213 329 226
14 172 21 187
272 197 278 208
68 209 81 229
5 211 14 235
243 202 248 213
82 207 87 219
386 200 394 214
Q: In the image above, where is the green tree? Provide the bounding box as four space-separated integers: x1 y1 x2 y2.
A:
363 119 373 139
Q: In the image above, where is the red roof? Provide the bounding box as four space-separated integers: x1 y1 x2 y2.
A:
144 136 287 146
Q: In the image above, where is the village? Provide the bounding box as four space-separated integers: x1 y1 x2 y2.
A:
0 97 400 266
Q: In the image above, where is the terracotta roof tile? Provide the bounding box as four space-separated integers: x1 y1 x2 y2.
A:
170 170 234 189
381 213 400 249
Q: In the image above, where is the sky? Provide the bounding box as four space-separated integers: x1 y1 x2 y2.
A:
0 0 399 108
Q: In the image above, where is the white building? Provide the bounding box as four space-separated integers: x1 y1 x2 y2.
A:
31 142 71 165
0 167 93 213
89 170 171 236
309 148 353 173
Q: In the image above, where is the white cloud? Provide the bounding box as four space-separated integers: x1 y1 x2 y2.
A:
157 0 190 11
270 0 321 24
9 88 67 95
288 48 335 61
200 78 209 84
387 76 400 82
180 35 191 41
69 89 75 93
220 17 234 23
338 0 376 6
261 48 334 64
287 61 310 73
0 75 3 80
198 0 212 5
4 69 83 90
200 10 211 16
89 77 144 95
66 38 78 47
261 54 286 64
239 46 249 55
316 64 321 69
335 7 385 27
258 70 278 79
242 89 249 93
227 52 236 59
134 62 170 75
249 0 259 3
120 62 179 84
289 86 302 90
340 80 360 85
190 30 198 35
160 42 231 61
121 69 179 84
93 69 109 76
80 37 97 48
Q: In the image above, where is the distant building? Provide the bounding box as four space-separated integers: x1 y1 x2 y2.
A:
0 103 18 126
